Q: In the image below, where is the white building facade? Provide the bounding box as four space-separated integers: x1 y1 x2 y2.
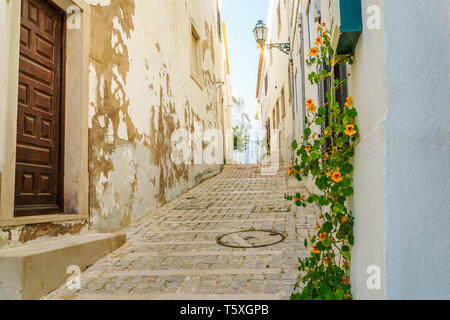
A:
257 0 450 299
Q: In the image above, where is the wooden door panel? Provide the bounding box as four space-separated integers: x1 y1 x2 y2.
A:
15 0 64 217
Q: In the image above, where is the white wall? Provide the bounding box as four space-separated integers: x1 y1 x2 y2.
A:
382 0 450 299
347 0 387 300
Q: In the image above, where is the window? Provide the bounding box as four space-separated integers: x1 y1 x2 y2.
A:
272 109 276 128
276 101 280 125
217 8 222 42
307 1 314 49
281 88 286 116
277 2 282 36
295 70 299 114
190 24 201 84
264 74 268 96
288 64 293 103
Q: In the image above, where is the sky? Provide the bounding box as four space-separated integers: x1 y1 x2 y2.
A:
222 0 270 129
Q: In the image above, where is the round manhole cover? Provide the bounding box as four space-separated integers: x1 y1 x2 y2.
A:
217 230 286 248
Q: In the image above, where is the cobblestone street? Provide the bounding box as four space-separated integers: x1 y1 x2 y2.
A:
46 165 319 300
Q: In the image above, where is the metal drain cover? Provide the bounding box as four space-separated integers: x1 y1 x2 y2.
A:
217 230 286 248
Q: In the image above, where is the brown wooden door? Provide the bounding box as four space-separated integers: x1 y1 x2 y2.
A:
15 0 65 217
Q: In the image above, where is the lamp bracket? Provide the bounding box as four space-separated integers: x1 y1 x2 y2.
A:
267 43 291 55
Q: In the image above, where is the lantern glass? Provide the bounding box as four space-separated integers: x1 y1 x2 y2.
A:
253 20 268 46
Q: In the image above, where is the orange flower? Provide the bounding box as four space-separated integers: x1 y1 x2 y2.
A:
342 277 349 285
331 171 343 183
300 195 305 201
345 124 357 136
324 152 329 160
312 245 320 254
341 216 348 224
342 260 348 267
308 47 318 57
345 96 354 108
315 222 320 230
319 232 327 242
314 36 321 46
306 99 317 112
345 293 351 300
287 165 294 175
322 22 326 27
324 256 332 265
304 145 311 152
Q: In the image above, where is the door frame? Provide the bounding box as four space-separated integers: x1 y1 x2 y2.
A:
0 0 91 227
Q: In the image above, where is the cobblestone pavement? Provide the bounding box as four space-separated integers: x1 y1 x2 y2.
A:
46 164 319 300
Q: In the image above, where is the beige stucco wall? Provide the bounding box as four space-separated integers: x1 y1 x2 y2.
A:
259 0 295 164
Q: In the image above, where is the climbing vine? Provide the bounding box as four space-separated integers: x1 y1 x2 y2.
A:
286 23 359 300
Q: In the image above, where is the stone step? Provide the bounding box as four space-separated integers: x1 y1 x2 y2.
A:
0 232 126 300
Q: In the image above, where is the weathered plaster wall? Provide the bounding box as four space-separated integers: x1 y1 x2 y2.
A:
87 0 226 232
0 0 228 248
382 0 450 299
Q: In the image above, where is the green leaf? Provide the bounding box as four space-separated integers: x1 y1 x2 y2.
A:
304 238 308 248
323 222 333 233
304 128 312 137
320 285 333 300
334 288 345 300
341 163 354 174
332 203 344 213
349 235 354 246
318 107 326 116
315 117 325 125
342 251 351 260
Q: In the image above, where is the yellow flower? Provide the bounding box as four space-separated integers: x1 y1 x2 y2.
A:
345 124 357 136
319 232 327 242
308 47 318 57
331 171 343 183
312 245 320 254
345 96 354 108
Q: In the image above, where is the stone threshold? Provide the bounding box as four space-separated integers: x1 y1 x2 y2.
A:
0 232 126 300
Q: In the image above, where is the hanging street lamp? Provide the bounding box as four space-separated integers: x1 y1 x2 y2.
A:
253 20 290 55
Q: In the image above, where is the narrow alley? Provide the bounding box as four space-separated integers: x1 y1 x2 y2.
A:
45 165 317 300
